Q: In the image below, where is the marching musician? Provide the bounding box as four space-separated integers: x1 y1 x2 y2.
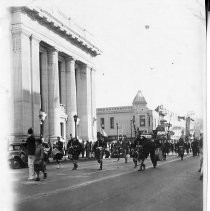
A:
67 137 82 170
134 131 148 171
177 137 185 160
130 140 138 168
93 132 106 170
54 137 63 169
149 137 157 168
122 136 130 163
115 136 122 161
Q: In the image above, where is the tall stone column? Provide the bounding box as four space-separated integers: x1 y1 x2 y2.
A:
30 35 41 136
12 30 32 137
65 57 77 138
47 48 60 139
91 68 97 142
76 64 92 141
40 50 49 137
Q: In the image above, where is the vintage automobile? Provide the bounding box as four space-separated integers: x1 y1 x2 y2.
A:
8 141 28 169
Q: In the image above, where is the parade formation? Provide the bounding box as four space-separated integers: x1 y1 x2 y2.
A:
20 126 203 182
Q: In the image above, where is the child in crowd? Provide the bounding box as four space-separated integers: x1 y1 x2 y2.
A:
34 138 47 181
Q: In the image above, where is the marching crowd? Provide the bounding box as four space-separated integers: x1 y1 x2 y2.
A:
25 127 203 182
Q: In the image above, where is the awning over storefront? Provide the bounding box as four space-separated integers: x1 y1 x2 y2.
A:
156 126 165 132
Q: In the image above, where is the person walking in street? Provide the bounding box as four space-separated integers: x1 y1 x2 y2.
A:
34 138 47 181
149 137 158 168
162 140 170 160
170 141 174 154
26 128 36 180
185 140 190 155
67 137 82 170
130 140 138 168
93 132 106 170
54 136 63 168
81 140 85 158
177 138 185 160
122 136 130 163
191 139 198 156
198 134 203 180
115 137 122 161
85 140 91 159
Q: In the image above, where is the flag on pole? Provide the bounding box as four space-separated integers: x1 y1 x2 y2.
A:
178 116 185 121
100 128 108 137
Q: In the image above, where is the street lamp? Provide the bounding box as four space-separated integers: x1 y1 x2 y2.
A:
166 123 171 140
39 110 47 138
130 119 133 138
116 123 119 140
73 114 78 138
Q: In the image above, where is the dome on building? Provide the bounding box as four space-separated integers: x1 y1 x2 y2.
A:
132 90 147 105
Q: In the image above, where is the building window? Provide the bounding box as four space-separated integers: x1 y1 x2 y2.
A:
140 115 146 127
148 116 150 127
100 118 105 129
110 117 114 129
60 122 64 138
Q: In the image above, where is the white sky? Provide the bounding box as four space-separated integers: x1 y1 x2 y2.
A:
52 0 206 119
8 0 207 119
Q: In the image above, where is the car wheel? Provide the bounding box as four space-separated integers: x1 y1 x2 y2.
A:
12 158 21 169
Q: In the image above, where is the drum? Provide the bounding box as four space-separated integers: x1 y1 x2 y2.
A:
52 148 63 160
155 148 163 161
95 147 103 160
136 145 144 161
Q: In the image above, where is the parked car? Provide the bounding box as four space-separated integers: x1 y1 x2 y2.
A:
8 141 28 169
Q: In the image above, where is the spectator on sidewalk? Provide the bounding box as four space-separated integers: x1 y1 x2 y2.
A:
85 140 91 159
26 128 36 180
198 134 203 180
81 140 85 158
34 138 47 181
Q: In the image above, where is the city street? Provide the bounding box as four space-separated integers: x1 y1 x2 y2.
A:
10 154 202 211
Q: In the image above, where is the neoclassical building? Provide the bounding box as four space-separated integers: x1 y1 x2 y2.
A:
10 6 101 143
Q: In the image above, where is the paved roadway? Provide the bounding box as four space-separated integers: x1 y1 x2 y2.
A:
10 154 202 211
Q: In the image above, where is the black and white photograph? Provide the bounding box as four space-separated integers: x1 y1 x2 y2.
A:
0 0 208 210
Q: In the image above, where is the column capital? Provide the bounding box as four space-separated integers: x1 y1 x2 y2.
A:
47 46 59 55
11 26 31 38
30 34 41 43
66 56 76 63
81 63 91 69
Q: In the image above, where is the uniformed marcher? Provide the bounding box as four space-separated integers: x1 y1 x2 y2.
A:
162 140 170 160
133 132 148 171
93 133 106 170
177 138 185 160
53 137 63 169
67 137 82 170
149 137 157 168
130 141 138 168
184 141 190 154
122 136 130 163
115 138 122 161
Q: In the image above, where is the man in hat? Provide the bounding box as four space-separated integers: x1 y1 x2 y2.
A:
93 132 106 170
122 136 130 163
26 128 36 180
67 137 82 170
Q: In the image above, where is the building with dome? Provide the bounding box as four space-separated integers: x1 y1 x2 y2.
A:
96 91 154 140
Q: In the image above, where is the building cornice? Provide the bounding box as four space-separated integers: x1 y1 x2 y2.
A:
97 106 133 114
11 6 102 57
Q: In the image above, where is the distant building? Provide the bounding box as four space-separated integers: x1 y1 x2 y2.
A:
96 91 154 140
